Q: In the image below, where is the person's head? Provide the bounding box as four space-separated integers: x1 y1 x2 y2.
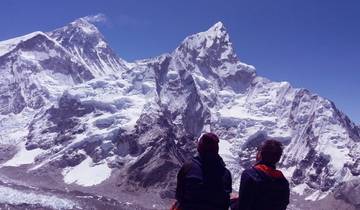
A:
256 140 283 165
197 133 219 158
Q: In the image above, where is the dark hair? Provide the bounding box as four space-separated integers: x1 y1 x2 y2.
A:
258 140 283 164
197 133 219 157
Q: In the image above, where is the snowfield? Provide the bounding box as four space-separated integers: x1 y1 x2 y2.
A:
62 156 112 186
2 142 44 167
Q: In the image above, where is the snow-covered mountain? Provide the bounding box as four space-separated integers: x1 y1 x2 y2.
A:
48 18 129 77
0 17 359 209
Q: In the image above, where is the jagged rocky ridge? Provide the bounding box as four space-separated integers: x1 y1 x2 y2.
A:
0 17 359 208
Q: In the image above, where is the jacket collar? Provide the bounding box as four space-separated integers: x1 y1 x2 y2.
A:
254 163 284 179
194 154 226 167
256 160 276 169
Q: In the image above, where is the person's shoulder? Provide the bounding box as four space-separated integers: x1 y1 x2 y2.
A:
224 168 232 178
180 157 203 179
242 167 257 176
242 167 264 182
243 167 255 174
178 160 193 175
278 172 290 186
180 159 196 172
182 160 193 168
181 156 200 168
225 167 231 174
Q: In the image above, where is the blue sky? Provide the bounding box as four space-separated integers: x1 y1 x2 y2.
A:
1 0 359 123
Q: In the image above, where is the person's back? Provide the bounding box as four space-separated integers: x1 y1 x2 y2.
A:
237 140 290 210
175 133 232 210
238 164 289 210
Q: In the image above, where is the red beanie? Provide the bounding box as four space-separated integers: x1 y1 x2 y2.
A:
197 133 219 157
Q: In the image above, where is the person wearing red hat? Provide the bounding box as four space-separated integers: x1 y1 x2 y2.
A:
172 133 232 210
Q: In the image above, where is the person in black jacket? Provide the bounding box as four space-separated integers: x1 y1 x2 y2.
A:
174 133 232 210
236 140 290 210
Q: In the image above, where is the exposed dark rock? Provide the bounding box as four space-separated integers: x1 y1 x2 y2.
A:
334 179 360 208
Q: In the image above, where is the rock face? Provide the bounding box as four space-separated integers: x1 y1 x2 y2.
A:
335 178 360 208
0 16 359 208
0 31 93 115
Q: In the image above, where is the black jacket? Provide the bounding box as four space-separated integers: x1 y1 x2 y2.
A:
176 155 232 210
237 162 290 210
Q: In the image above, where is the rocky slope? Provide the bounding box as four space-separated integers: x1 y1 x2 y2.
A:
0 17 359 209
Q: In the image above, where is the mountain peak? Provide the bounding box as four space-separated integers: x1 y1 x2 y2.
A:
68 14 106 35
206 21 227 36
69 17 100 35
48 16 105 46
211 21 225 29
47 16 127 77
203 21 228 41
176 21 231 54
47 16 103 42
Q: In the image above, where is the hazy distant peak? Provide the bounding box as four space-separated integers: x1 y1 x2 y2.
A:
69 17 100 35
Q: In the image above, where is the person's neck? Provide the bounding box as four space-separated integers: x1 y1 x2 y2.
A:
256 160 276 169
198 154 219 161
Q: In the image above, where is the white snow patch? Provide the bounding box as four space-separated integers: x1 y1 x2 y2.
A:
0 108 35 145
119 95 147 130
20 50 50 61
124 61 136 69
292 183 307 195
219 139 233 162
218 95 276 122
2 142 44 167
62 156 111 186
280 166 296 179
305 190 328 201
96 40 107 48
32 70 74 100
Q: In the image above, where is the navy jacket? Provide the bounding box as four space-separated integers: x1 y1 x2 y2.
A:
176 155 232 210
237 163 290 210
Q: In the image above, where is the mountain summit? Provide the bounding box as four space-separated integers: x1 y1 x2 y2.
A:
48 17 128 77
0 18 359 209
176 21 242 68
